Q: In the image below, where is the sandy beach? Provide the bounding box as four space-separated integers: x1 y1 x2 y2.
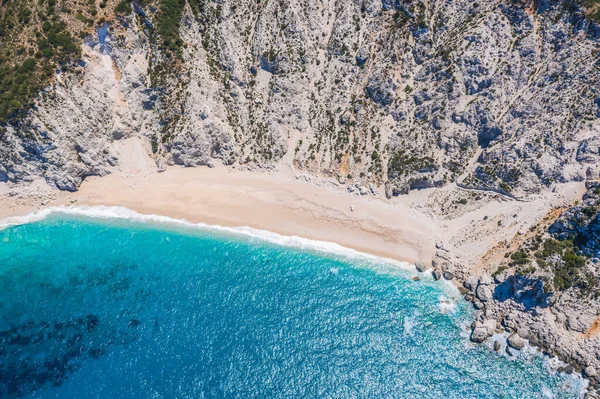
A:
0 165 441 265
0 136 585 271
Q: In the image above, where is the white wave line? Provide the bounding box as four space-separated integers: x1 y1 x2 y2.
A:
0 205 415 269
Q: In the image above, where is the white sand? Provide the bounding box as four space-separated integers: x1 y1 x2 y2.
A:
0 165 440 265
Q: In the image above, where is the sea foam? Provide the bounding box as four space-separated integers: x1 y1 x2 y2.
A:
1 205 423 272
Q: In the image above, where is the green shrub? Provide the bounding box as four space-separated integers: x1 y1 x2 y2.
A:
0 13 81 122
114 0 132 14
509 250 529 266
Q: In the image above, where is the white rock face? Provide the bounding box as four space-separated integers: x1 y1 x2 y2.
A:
476 285 493 302
1 1 599 193
471 318 497 343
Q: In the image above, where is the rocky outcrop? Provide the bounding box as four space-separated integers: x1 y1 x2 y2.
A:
464 269 600 392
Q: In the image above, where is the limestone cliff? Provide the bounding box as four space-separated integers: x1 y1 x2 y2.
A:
1 0 600 195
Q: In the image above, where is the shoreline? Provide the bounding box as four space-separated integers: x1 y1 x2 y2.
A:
0 165 439 267
2 203 424 269
0 206 588 397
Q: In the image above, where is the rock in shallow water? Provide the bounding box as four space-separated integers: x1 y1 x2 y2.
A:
494 340 501 352
415 262 426 272
470 319 496 343
507 333 526 350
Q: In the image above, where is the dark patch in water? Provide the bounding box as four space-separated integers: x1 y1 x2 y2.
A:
0 315 139 397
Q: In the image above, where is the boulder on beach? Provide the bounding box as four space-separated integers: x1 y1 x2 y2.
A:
507 333 526 350
478 275 493 286
415 262 426 272
443 271 454 281
432 269 442 280
463 276 478 290
516 328 530 339
476 284 493 302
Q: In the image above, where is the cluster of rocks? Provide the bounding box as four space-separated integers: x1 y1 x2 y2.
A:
414 260 454 281
413 253 600 395
346 182 378 196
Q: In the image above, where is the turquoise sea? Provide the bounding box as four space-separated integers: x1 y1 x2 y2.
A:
0 208 585 398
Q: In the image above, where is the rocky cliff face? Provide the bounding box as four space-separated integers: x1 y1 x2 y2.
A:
1 0 599 194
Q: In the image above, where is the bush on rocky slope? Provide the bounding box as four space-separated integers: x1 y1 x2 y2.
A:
496 183 600 297
0 0 122 122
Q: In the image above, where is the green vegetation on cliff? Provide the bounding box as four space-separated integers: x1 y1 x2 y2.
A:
0 0 107 122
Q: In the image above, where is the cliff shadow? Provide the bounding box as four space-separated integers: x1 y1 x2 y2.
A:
493 275 552 310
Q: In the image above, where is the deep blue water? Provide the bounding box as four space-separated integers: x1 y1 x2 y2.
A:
0 212 584 398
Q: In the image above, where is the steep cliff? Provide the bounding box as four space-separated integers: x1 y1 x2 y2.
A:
1 0 600 195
